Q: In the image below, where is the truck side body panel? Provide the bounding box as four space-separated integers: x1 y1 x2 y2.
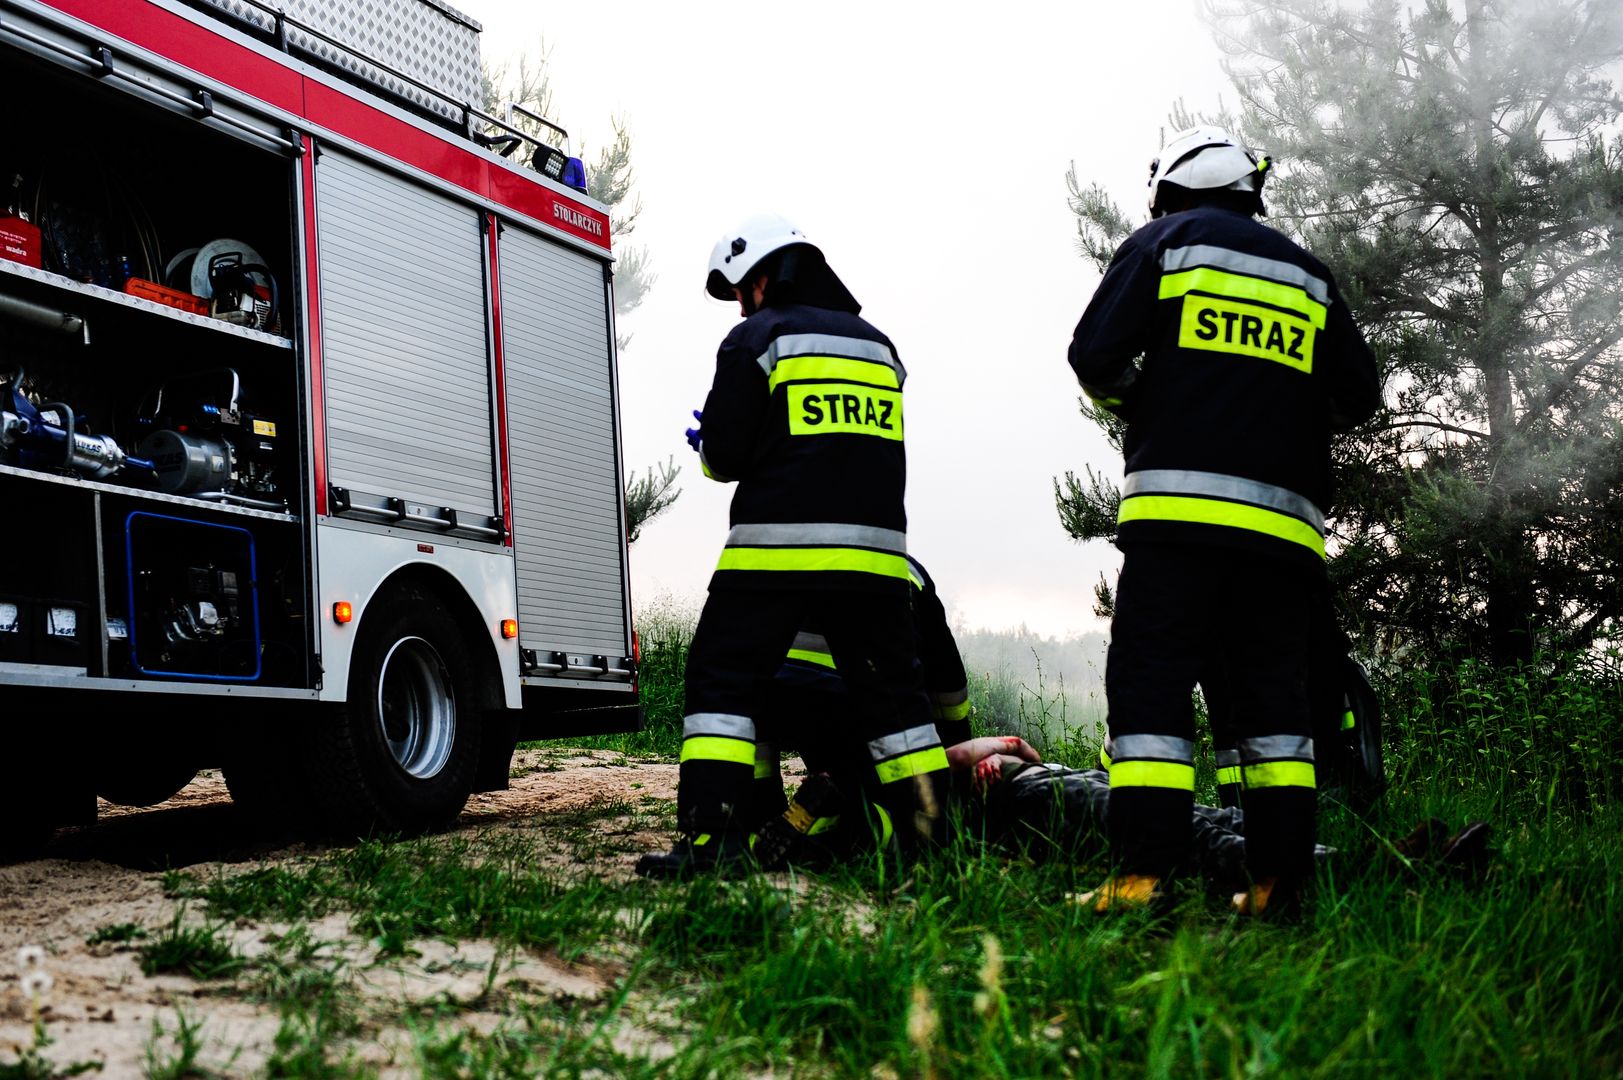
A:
315 149 499 524
499 225 630 662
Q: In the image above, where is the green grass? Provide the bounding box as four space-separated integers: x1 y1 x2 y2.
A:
138 907 245 980
153 645 1621 1076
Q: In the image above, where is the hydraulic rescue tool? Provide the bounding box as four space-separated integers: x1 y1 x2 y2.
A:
1 370 153 479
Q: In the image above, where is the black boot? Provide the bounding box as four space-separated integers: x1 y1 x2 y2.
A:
753 772 847 870
635 831 754 880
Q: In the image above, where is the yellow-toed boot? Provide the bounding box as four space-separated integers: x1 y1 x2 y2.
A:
1074 873 1163 914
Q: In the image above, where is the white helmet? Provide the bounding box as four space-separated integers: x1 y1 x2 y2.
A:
1147 126 1270 217
705 212 818 300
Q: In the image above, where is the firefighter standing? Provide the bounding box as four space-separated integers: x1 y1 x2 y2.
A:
1067 128 1381 915
637 214 949 878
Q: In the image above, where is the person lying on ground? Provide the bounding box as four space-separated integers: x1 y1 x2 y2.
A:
757 735 1491 892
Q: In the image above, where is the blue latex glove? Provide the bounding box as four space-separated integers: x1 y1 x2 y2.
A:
684 409 703 453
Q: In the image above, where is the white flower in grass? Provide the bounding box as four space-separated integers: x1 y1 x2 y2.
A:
16 945 45 970
20 970 53 998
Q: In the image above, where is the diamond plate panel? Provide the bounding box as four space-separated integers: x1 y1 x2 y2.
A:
190 0 483 122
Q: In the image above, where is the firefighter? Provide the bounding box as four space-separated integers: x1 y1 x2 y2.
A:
636 214 949 879
746 555 973 863
1066 127 1381 916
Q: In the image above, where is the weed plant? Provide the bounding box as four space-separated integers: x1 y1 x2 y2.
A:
138 907 245 980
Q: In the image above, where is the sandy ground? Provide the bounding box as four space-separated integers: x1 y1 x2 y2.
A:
0 748 711 1077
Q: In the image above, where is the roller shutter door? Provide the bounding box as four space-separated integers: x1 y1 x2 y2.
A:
499 225 628 656
315 151 497 520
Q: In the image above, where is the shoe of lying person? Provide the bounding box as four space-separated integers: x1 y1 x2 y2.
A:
1072 873 1165 915
1438 821 1493 876
1391 817 1449 863
635 832 754 880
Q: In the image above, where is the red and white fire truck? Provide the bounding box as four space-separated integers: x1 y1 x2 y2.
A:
0 0 639 849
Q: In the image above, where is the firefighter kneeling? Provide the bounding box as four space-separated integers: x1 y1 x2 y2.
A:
1066 127 1381 916
637 214 948 879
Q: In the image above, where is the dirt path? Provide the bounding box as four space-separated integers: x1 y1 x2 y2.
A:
0 747 701 1077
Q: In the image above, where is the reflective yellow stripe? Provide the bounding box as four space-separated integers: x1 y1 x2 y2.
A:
754 756 774 780
767 355 900 394
1242 760 1317 789
874 746 950 785
694 833 712 846
1159 267 1327 328
1085 389 1124 408
786 647 836 669
1217 766 1242 786
1118 495 1326 558
1341 709 1357 731
680 736 756 766
1108 760 1196 790
718 547 915 579
931 699 972 722
1099 747 1112 769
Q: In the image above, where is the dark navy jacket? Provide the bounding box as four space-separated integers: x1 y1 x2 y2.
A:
700 302 911 593
1069 207 1380 567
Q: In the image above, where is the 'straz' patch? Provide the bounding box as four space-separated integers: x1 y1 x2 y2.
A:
788 385 903 439
1180 296 1316 373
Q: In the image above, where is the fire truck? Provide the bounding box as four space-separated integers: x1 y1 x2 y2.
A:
0 0 639 850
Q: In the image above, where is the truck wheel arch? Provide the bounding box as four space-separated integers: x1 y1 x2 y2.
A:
361 565 516 795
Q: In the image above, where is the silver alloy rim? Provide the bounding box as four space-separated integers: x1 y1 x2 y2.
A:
376 636 456 780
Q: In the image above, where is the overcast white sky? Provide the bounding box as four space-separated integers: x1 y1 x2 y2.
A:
461 0 1233 638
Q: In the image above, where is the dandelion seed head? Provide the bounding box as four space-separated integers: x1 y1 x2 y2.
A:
16 945 45 970
20 970 53 998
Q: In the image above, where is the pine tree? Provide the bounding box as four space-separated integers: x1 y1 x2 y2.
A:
1060 0 1623 663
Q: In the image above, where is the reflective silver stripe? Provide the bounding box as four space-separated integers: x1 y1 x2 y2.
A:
868 724 943 762
931 687 969 706
1215 749 1241 769
906 560 925 590
791 631 830 654
725 522 908 553
753 333 907 387
1123 470 1324 532
1237 735 1315 762
684 713 756 741
1160 244 1331 305
1106 734 1195 763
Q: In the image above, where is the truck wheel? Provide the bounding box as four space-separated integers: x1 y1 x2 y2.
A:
92 722 201 807
309 584 483 836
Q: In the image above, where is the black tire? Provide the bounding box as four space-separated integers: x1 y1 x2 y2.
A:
0 811 55 864
91 717 202 807
305 582 485 837
221 706 318 831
